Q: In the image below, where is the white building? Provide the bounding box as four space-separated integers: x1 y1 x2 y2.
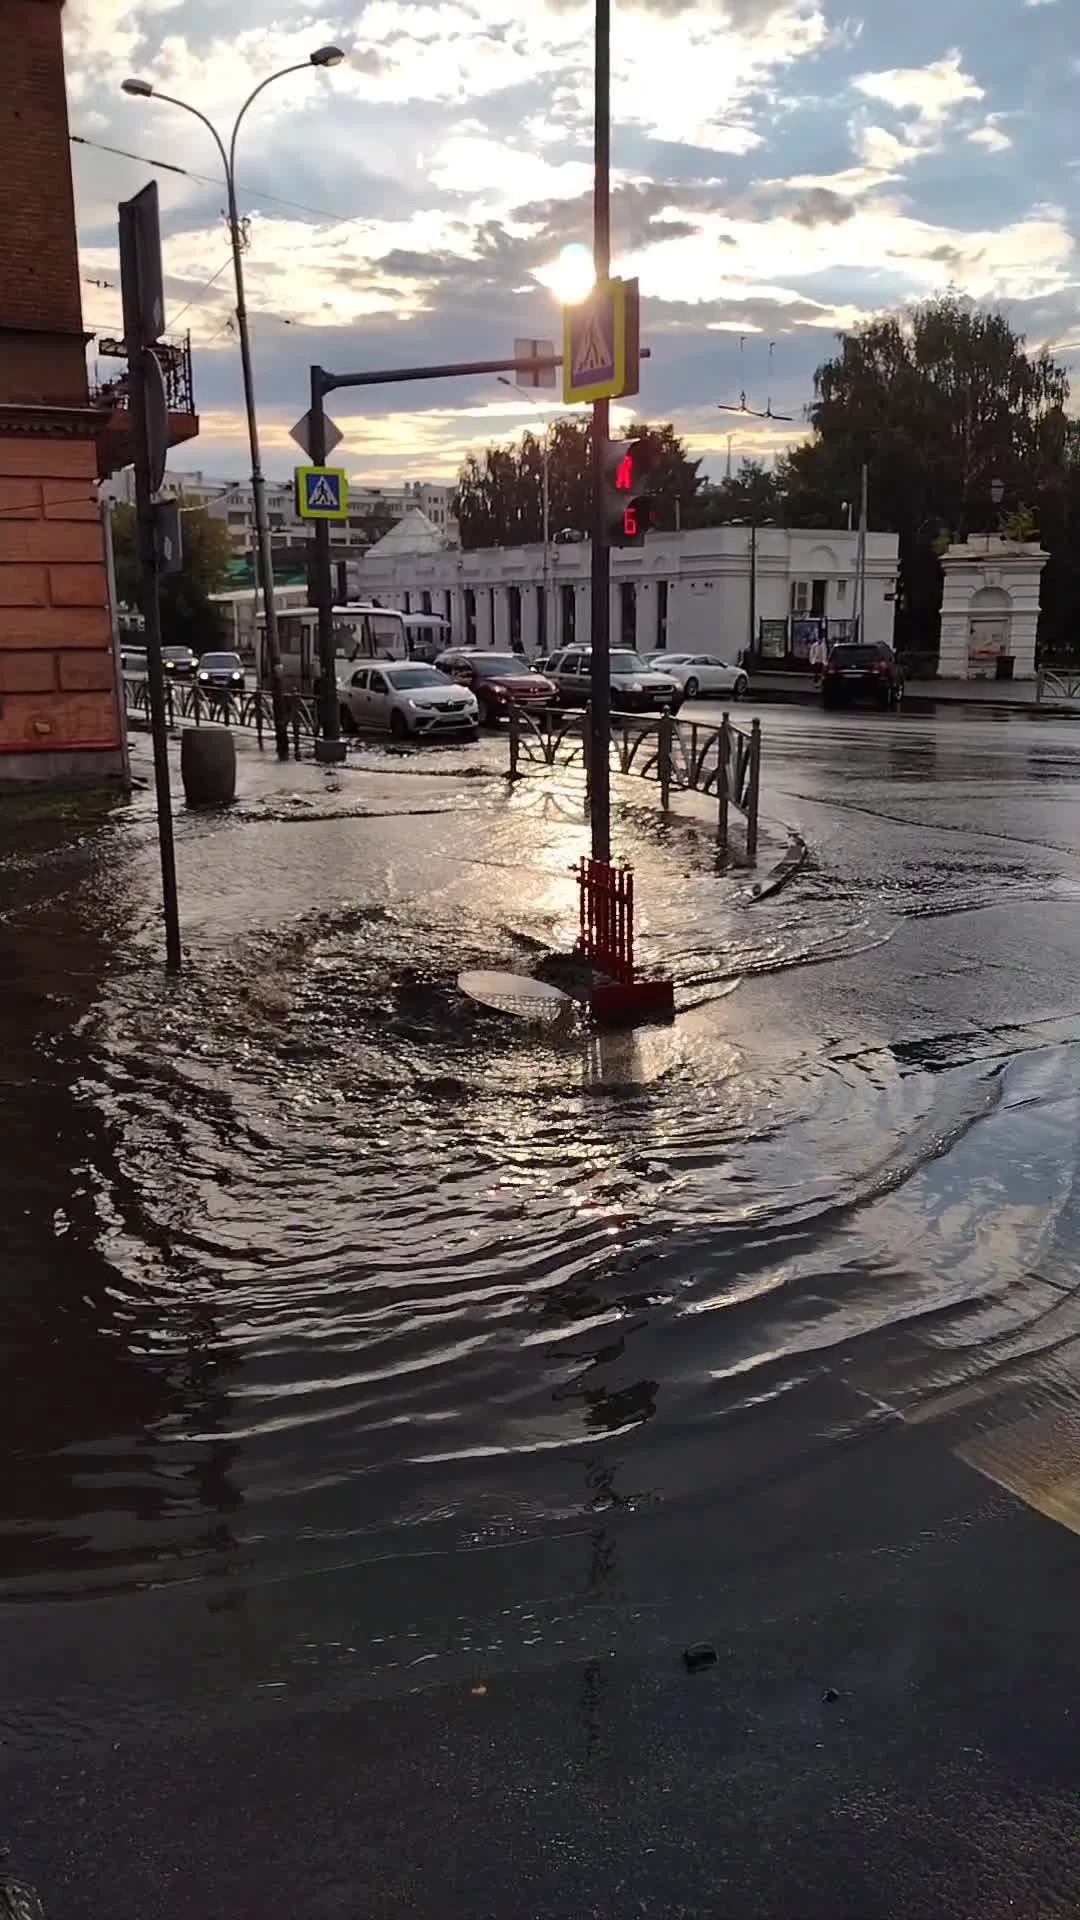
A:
938 536 1047 680
356 523 899 662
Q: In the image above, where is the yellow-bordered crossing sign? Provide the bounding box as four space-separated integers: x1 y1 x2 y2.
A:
563 278 639 404
295 465 348 520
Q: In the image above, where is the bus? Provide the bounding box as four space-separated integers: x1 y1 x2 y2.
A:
400 612 453 663
256 604 409 692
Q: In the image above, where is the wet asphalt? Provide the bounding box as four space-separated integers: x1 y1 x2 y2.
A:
3 703 1080 1917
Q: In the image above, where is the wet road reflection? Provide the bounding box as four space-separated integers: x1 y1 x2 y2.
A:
4 707 1080 1913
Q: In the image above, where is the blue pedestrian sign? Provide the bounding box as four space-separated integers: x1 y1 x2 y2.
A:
295 464 348 520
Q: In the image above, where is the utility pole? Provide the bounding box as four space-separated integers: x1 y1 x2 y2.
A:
589 0 613 864
855 461 868 642
748 519 757 660
121 49 346 759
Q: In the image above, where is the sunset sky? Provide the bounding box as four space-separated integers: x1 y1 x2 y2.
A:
68 0 1080 487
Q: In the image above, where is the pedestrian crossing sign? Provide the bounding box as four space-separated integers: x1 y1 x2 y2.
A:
563 278 635 404
295 465 348 520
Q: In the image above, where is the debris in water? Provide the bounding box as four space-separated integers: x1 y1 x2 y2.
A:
822 1687 840 1704
682 1643 718 1674
0 1847 46 1920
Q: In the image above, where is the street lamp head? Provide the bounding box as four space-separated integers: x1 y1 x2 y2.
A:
310 45 345 66
990 476 1005 505
121 76 154 97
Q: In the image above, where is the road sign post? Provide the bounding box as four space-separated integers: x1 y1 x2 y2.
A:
307 378 347 765
119 182 182 973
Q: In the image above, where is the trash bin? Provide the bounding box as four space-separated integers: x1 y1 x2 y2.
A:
995 655 1015 681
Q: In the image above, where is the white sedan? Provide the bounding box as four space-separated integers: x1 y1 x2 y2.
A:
644 652 749 700
339 662 479 740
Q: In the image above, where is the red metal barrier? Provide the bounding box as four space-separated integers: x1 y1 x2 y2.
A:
576 858 635 984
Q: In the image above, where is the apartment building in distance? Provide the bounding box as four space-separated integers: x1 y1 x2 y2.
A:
103 471 459 556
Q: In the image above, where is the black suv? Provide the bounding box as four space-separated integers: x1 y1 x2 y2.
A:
823 642 903 711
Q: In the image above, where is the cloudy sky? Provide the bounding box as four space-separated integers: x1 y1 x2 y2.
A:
68 0 1080 487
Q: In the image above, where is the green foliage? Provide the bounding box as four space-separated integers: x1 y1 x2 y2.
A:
111 502 232 652
454 418 702 548
776 294 1074 656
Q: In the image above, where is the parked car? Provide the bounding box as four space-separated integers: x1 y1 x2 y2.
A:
434 650 557 727
162 644 197 678
546 648 681 713
644 652 749 700
822 642 904 710
339 663 478 740
119 646 148 678
197 651 246 693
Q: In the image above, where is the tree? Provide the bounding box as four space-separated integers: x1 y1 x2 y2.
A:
454 418 702 549
694 459 782 527
773 295 1072 658
111 502 233 651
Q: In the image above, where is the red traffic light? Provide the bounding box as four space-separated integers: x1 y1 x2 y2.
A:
615 452 635 491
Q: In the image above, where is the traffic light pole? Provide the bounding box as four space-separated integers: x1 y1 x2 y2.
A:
589 0 613 865
306 350 563 768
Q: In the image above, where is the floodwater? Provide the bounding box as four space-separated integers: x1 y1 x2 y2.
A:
5 706 1080 1916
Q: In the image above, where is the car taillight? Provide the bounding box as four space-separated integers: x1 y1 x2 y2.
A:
874 661 890 674
825 663 838 676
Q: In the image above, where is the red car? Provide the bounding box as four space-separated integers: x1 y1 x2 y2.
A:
434 650 557 727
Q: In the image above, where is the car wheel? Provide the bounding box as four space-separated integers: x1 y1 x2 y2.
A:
732 675 748 700
683 676 700 699
339 704 356 736
389 710 410 741
478 697 498 728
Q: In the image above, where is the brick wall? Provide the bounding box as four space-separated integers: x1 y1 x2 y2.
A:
0 1 83 337
0 436 119 754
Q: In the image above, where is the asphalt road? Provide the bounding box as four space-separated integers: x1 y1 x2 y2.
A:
3 703 1080 1918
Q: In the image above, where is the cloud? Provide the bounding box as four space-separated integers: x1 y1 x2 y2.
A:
853 52 984 128
69 0 1070 490
968 121 1013 153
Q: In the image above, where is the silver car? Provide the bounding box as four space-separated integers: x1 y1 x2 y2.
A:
547 648 681 713
339 662 479 740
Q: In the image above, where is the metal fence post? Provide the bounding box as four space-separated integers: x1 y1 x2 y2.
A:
292 698 302 762
583 700 592 801
193 679 201 727
717 712 730 853
255 693 264 750
746 717 762 864
658 709 673 811
508 703 520 781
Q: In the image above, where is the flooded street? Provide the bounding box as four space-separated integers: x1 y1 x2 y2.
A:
4 705 1080 1917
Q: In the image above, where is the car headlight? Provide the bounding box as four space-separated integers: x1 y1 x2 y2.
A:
629 680 643 692
198 671 209 681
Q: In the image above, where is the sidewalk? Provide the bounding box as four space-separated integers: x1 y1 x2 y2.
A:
748 671 1079 716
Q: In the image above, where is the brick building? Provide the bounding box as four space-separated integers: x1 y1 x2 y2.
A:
0 0 196 786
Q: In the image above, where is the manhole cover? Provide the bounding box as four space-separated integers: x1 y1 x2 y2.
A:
458 970 574 1023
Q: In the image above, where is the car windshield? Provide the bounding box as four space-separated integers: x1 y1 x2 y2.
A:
472 655 526 678
200 654 242 669
162 645 191 659
386 667 448 689
831 645 883 666
611 652 652 673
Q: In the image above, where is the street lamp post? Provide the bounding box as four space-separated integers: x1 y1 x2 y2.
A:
498 376 551 654
122 47 344 759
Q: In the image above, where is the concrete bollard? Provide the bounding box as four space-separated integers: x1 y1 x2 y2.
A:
181 725 236 807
